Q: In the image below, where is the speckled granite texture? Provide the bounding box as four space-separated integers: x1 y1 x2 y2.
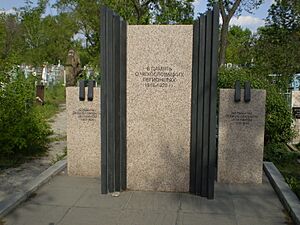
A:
218 89 266 184
66 87 100 177
292 91 300 143
126 25 193 192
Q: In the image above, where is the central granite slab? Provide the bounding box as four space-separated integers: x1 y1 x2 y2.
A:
126 25 193 192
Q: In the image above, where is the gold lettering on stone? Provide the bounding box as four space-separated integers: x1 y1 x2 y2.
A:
134 65 184 88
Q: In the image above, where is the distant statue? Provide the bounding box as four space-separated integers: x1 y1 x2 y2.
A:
65 49 82 86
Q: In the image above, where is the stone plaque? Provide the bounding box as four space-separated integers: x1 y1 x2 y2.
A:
218 89 266 184
127 25 193 192
66 87 101 176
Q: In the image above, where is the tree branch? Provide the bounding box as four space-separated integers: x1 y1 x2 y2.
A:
228 0 241 19
141 0 153 8
219 0 226 18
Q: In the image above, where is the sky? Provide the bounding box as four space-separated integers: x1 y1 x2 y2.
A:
193 0 275 32
0 0 275 32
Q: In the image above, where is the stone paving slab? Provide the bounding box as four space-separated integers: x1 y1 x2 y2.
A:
0 160 67 217
75 188 132 209
180 193 235 214
177 212 237 225
232 195 284 217
58 207 120 225
1 171 293 225
3 204 69 225
235 215 290 225
30 185 86 207
119 209 178 225
126 192 181 211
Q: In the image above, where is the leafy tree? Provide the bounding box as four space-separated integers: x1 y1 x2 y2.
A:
208 0 264 66
253 0 300 89
55 0 194 66
151 0 194 24
266 0 300 30
226 25 253 66
0 13 23 73
54 0 100 64
18 0 78 65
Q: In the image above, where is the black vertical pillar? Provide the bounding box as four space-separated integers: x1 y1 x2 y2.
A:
120 19 127 190
114 15 121 192
196 14 206 196
190 4 219 199
201 10 213 197
100 7 108 194
107 8 114 192
190 19 199 194
208 4 219 199
100 7 127 194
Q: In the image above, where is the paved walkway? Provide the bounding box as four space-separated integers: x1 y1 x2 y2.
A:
1 170 294 225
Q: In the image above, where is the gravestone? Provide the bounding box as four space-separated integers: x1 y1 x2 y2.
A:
66 87 101 176
127 25 193 192
218 89 266 184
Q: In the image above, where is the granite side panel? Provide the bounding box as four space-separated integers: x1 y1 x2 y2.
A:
292 91 300 107
127 25 193 192
292 91 300 144
66 87 101 177
218 89 266 184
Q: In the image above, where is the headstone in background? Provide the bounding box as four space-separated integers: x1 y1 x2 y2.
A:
126 25 193 192
66 87 101 176
218 89 266 184
292 91 300 144
36 84 45 105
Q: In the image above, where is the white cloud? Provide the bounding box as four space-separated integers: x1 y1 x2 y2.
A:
0 8 16 15
229 15 265 32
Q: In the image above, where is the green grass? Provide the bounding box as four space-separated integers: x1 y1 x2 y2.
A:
34 84 66 120
264 143 300 199
48 135 67 142
51 147 67 164
276 161 300 198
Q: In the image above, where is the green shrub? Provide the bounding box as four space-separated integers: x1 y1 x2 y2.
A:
218 67 294 144
264 143 297 164
0 73 51 166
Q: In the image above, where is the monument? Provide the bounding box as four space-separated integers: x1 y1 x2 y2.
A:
66 86 101 176
66 5 268 199
218 87 266 184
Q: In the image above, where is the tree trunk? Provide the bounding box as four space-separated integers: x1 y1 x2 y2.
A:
219 18 229 66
